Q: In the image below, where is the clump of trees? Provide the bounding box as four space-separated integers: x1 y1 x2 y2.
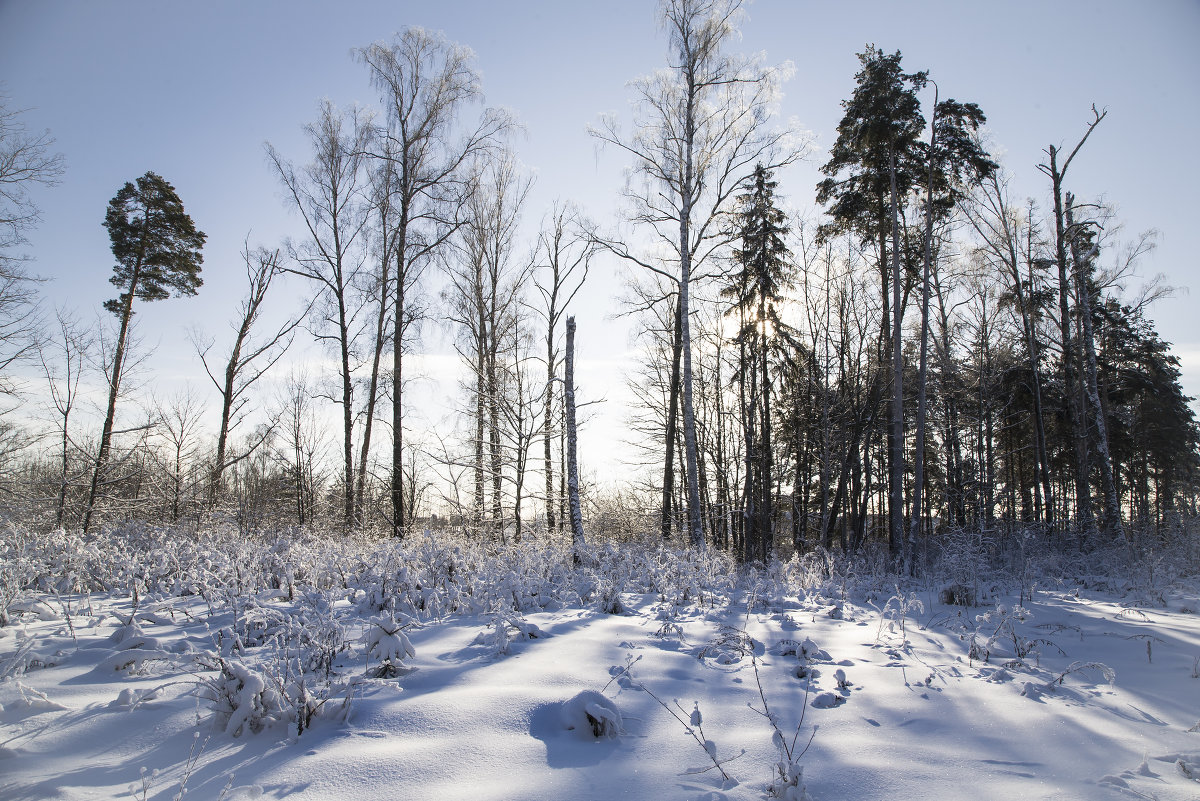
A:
1 6 1196 567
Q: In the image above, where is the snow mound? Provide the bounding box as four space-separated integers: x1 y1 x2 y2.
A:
811 691 845 709
559 690 622 739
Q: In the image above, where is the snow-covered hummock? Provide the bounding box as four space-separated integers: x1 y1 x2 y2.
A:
2 576 1200 800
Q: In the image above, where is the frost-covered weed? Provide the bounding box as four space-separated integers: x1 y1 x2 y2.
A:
625 659 742 786
874 588 924 645
652 603 686 641
695 625 754 666
748 641 814 801
471 610 544 657
967 603 1062 666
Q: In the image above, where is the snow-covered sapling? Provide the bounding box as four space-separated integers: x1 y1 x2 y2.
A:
875 587 924 646
653 603 685 641
471 610 545 657
364 614 415 677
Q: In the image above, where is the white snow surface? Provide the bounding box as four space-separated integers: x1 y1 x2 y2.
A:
3 555 1200 800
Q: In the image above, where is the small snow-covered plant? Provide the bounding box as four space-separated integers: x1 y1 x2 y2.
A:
170 731 209 801
471 610 543 657
191 654 286 737
695 625 754 665
624 663 742 787
652 603 685 641
749 640 815 800
971 603 1060 665
560 689 623 738
0 635 37 679
127 766 158 801
1048 660 1116 689
283 593 352 678
875 586 924 645
363 613 415 677
592 574 629 615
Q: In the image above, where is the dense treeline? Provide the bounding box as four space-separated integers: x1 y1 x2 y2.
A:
0 0 1196 563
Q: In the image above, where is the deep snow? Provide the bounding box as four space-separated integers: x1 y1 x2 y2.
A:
2 547 1200 801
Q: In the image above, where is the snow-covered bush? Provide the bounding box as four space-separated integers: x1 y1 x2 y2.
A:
192 654 287 737
363 613 415 676
875 587 924 645
471 610 544 657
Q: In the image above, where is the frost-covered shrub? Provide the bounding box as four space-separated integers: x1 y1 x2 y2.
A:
591 573 629 615
875 588 924 645
363 613 415 676
191 649 359 737
471 610 544 657
768 757 812 801
192 655 286 737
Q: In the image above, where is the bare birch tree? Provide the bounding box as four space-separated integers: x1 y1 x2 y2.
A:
266 100 371 530
444 153 532 538
0 97 64 400
356 27 511 536
531 202 593 533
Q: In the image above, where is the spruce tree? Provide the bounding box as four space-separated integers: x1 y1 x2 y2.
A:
724 163 790 561
83 171 205 531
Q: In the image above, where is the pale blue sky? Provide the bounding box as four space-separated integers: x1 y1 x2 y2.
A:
1 0 1197 479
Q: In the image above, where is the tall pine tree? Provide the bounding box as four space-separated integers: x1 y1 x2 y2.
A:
83 172 205 531
817 46 927 559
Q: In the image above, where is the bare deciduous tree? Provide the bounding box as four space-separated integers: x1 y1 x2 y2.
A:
37 308 91 527
193 241 302 504
357 27 512 536
0 97 64 400
267 101 372 530
530 202 593 533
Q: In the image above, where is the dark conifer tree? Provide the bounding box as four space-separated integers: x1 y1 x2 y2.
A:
83 172 205 531
725 163 790 561
817 46 927 559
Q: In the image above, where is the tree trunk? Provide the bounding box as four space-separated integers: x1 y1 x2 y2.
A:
357 230 392 528
1049 146 1096 540
660 296 683 541
565 317 585 564
888 149 905 564
759 299 773 557
1066 194 1125 540
544 321 556 533
911 97 937 568
84 266 140 532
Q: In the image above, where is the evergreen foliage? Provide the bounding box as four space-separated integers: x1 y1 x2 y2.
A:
103 172 205 314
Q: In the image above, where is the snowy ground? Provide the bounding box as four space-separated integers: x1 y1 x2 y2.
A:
3 551 1200 801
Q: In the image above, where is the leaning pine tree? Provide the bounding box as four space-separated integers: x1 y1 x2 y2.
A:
83 172 205 531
